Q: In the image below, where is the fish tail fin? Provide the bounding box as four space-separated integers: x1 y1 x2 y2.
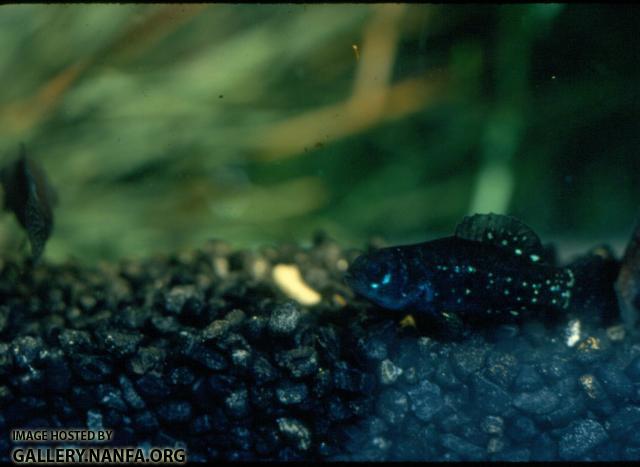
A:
567 245 620 324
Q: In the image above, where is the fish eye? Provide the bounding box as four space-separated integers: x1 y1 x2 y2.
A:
370 270 392 290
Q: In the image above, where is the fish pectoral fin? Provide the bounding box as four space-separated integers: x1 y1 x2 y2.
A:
454 213 547 262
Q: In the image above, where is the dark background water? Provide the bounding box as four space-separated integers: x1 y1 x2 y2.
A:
0 4 638 262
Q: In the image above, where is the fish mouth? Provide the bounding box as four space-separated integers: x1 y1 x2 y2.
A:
343 271 357 290
343 269 365 294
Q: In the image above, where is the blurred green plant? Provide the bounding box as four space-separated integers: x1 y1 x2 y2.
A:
0 4 638 263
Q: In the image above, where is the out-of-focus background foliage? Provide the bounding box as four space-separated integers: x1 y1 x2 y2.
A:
0 4 638 263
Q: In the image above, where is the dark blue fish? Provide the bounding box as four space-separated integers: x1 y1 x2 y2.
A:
0 144 57 261
345 214 577 320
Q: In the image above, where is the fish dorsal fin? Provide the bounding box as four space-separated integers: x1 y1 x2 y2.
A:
454 213 547 262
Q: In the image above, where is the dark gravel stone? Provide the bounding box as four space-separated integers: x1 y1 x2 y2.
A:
244 315 268 340
129 347 165 375
70 386 96 410
11 336 43 369
58 329 92 354
116 306 150 330
607 406 640 438
268 302 301 335
135 374 170 399
14 368 45 395
150 315 179 334
164 285 202 315
168 367 196 386
625 355 640 382
326 398 351 422
407 379 444 422
333 364 374 394
44 355 71 393
626 427 640 446
508 416 538 442
118 375 145 410
250 385 275 410
0 343 13 376
225 388 249 418
574 336 609 364
5 396 46 423
434 360 461 389
202 319 231 341
623 447 640 460
493 447 531 461
315 326 340 362
440 434 485 460
537 355 572 382
86 409 104 430
537 394 586 427
530 433 557 461
512 364 543 392
312 368 332 398
277 418 311 451
595 365 634 402
97 384 127 412
483 351 518 388
276 381 309 406
275 347 318 378
513 387 560 415
379 359 402 385
376 389 408 425
206 374 236 397
579 373 608 402
156 401 192 423
252 356 278 383
558 419 608 460
472 374 512 415
52 396 77 420
481 415 504 435
230 349 252 369
356 335 389 362
187 344 227 371
230 425 252 451
190 414 215 435
0 386 13 407
97 329 142 356
72 355 112 383
134 411 159 432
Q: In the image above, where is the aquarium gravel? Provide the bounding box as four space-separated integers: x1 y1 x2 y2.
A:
1 235 640 462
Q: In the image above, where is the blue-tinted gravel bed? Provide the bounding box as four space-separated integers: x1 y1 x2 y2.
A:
1 236 640 461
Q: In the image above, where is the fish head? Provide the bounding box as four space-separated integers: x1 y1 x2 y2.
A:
345 247 419 310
